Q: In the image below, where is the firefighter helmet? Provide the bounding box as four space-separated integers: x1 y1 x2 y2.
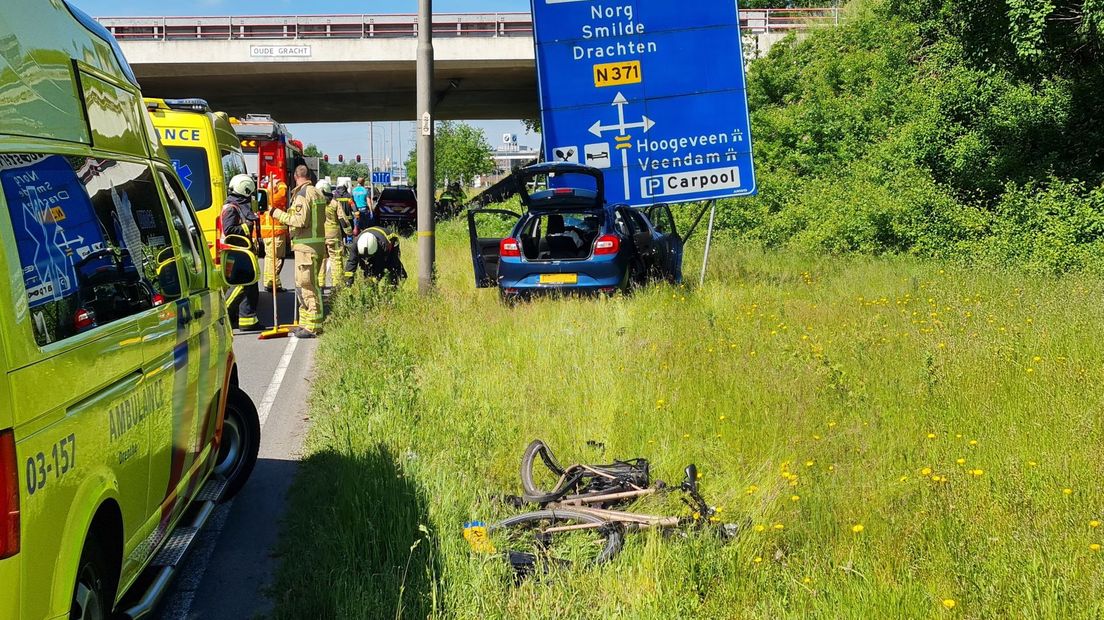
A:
229 174 256 197
357 231 379 256
315 178 333 195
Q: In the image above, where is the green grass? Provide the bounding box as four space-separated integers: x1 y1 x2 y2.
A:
271 220 1104 619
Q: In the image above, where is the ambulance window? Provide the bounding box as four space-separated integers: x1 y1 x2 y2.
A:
0 155 178 346
221 150 248 182
159 170 207 290
165 146 212 211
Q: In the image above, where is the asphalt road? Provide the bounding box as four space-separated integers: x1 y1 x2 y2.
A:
157 262 320 619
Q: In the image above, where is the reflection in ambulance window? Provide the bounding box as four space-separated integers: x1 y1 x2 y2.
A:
0 155 175 345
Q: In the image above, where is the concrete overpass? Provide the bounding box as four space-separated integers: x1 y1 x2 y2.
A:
101 10 837 123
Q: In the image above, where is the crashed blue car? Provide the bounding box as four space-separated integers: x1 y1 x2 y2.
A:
467 162 684 298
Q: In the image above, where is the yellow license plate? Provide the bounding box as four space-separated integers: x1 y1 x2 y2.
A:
539 273 578 285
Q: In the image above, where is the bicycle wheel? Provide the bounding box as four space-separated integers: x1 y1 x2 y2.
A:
489 509 623 567
520 440 571 504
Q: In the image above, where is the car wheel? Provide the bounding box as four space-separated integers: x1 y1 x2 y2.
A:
70 537 114 620
621 260 645 294
214 387 260 501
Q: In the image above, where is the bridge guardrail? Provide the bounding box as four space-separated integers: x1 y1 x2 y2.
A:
98 9 838 41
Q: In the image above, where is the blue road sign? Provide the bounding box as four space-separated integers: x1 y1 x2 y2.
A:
372 171 392 185
531 0 756 206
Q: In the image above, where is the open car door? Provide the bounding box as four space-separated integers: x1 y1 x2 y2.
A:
644 204 684 283
467 208 521 288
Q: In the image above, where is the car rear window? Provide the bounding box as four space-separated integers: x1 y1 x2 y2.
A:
165 146 212 211
379 189 415 202
519 210 605 260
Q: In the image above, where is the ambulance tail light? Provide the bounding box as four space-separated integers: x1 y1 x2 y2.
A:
0 429 19 559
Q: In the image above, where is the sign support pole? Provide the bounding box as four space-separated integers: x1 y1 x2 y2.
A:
416 0 435 294
369 121 375 185
698 200 717 286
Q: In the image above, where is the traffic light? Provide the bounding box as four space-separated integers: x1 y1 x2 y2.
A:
323 154 329 162
356 154 361 163
338 154 344 163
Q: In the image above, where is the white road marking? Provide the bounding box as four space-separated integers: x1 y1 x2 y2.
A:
257 336 299 428
166 335 299 620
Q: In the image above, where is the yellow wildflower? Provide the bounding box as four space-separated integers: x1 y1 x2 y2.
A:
754 524 766 532
942 599 956 609
1090 520 1100 528
852 524 864 533
921 467 933 476
773 523 784 530
1091 544 1101 552
753 556 763 563
1064 488 1073 495
791 495 800 502
956 458 966 465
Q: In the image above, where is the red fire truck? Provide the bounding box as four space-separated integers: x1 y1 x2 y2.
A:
230 114 310 278
231 113 306 190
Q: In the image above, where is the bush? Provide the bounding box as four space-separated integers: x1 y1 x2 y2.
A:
715 0 1104 273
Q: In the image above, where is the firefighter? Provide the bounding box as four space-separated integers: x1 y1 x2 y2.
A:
344 227 407 287
270 165 326 338
321 179 355 285
222 174 266 331
260 173 289 292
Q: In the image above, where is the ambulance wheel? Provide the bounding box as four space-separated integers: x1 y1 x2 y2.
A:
215 387 260 500
70 536 114 620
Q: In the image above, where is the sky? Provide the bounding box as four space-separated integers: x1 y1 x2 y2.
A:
74 0 531 17
74 0 539 160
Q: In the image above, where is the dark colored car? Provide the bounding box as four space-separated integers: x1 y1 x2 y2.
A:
467 162 684 297
376 187 417 230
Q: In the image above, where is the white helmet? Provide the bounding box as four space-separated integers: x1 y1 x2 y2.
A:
357 231 379 256
229 174 256 196
337 178 351 191
315 178 333 195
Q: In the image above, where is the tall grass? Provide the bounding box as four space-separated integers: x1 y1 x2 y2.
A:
272 220 1104 619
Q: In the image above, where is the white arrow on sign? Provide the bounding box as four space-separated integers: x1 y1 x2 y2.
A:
589 94 655 137
586 92 655 201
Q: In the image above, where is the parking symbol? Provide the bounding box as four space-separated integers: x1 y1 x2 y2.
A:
584 143 611 169
552 146 578 163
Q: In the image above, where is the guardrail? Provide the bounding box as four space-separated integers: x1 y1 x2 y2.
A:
98 9 838 41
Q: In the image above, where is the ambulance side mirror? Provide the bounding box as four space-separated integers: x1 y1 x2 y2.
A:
219 247 259 287
155 249 183 300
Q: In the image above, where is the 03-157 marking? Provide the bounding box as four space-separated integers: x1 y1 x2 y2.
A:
593 60 642 87
25 433 76 496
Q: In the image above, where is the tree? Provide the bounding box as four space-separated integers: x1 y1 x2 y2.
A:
303 143 332 177
405 121 495 188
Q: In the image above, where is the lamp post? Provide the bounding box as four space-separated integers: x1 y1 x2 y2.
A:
416 0 435 294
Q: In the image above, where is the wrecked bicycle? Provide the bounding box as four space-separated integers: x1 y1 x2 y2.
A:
466 440 738 572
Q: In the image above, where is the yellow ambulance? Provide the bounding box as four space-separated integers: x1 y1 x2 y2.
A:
145 99 250 257
0 1 261 618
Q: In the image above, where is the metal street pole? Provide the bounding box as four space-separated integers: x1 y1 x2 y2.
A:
698 200 717 286
369 121 375 185
416 0 435 294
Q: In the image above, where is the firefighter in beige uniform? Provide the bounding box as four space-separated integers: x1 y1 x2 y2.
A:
270 165 326 337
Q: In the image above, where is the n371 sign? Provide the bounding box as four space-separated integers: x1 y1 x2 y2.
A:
531 0 757 206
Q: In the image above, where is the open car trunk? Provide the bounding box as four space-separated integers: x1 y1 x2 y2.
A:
519 210 604 262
